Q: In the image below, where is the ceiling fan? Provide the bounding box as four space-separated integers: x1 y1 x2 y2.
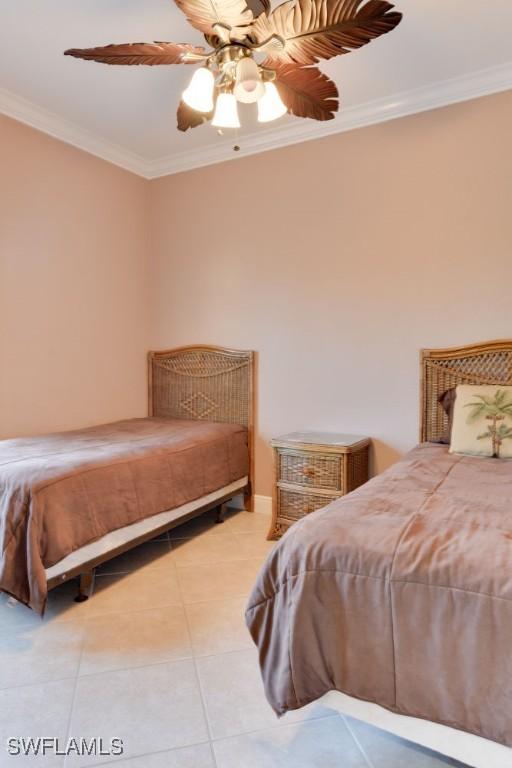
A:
65 0 402 133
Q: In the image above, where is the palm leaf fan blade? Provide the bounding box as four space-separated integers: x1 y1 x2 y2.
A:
253 0 402 66
271 64 338 120
177 100 212 131
64 42 206 65
173 0 253 35
246 0 271 16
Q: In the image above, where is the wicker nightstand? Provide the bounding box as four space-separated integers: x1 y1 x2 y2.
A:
268 431 370 540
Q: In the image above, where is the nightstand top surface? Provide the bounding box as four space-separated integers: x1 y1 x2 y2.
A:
271 431 370 448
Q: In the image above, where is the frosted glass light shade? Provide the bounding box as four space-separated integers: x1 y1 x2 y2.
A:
257 82 287 122
182 68 214 113
212 93 240 128
234 57 264 103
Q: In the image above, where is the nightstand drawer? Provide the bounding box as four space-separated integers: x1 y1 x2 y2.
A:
277 449 342 491
277 486 339 525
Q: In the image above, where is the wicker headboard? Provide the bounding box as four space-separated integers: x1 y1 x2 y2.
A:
420 340 512 442
148 344 255 508
148 345 254 427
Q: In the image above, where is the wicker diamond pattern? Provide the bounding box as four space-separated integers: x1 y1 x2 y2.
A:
180 392 218 420
151 348 251 426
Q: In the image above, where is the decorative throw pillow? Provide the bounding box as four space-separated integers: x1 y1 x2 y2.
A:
449 385 512 458
437 388 456 444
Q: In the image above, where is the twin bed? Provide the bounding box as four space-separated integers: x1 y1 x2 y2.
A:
246 340 512 768
1 339 511 768
0 345 254 613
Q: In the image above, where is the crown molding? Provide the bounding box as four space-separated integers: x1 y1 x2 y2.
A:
145 62 512 178
1 62 511 180
0 87 148 177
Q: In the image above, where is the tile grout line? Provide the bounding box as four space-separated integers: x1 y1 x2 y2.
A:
62 556 207 768
80 740 213 768
175 562 219 767
62 571 97 768
170 522 270 541
63 564 215 768
96 540 269 576
84 520 272 768
3 596 256 680
74 598 184 622
341 713 376 768
1 514 270 766
98 554 266 576
95 537 176 576
1 582 262 635
67 717 344 768
1 531 366 768
172 520 296 765
207 740 219 768
1 578 262 690
209 713 342 745
0 626 256 694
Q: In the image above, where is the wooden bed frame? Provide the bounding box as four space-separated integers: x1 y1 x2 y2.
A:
46 344 255 597
326 339 512 768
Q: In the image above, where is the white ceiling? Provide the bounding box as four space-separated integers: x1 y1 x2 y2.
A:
1 0 511 177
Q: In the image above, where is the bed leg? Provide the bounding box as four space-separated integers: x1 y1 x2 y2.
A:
74 570 93 603
215 503 227 524
244 485 254 513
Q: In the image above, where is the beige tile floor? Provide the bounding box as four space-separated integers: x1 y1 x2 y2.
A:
0 507 469 768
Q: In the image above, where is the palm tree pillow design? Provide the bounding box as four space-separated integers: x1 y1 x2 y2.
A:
449 385 512 458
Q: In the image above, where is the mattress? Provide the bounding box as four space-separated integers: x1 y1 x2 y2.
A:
0 417 248 613
246 443 512 747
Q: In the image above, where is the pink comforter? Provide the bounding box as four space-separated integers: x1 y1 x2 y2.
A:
0 417 248 613
246 444 512 746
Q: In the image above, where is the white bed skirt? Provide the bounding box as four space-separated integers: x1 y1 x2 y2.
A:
321 691 512 768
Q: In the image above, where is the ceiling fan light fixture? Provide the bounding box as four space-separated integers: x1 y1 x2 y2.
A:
234 56 264 104
182 67 215 113
64 0 403 133
212 92 240 129
257 82 287 123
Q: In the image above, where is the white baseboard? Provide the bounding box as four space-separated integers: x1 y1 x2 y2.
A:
254 495 272 516
228 493 272 515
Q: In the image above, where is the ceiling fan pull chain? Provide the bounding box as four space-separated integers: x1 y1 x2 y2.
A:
233 125 241 152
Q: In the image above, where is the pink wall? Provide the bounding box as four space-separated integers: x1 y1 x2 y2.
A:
2 92 511 495
149 91 512 495
0 115 151 437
